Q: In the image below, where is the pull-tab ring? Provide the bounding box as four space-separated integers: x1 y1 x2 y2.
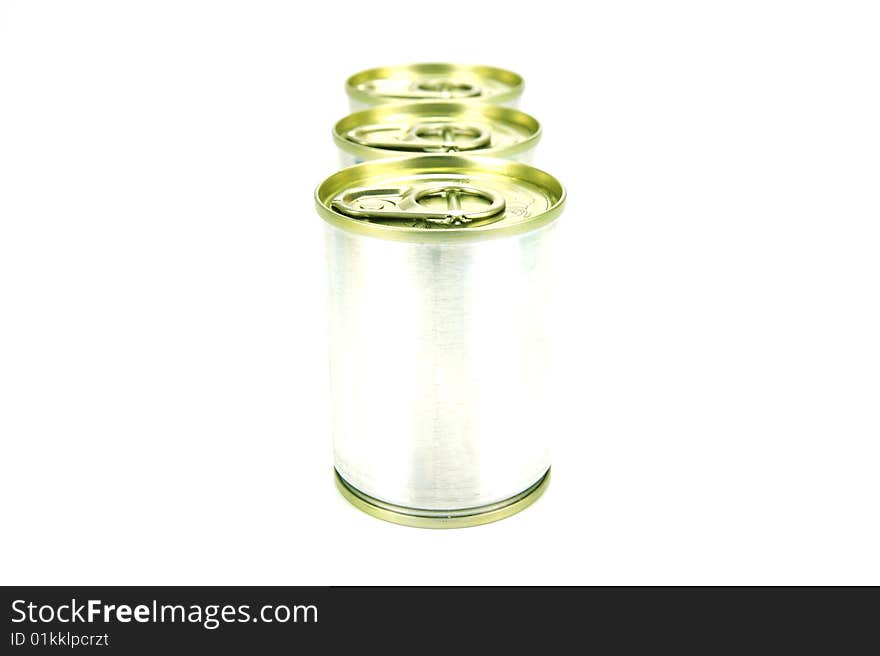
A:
413 78 482 99
346 121 491 153
405 122 490 152
357 78 484 100
330 184 506 227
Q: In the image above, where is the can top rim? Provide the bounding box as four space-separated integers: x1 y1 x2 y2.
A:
314 155 566 243
333 101 541 160
345 63 524 106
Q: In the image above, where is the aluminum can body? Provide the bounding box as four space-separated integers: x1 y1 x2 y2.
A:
316 156 565 526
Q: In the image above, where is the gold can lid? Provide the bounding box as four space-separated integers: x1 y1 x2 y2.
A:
315 156 565 242
333 102 541 160
345 63 524 106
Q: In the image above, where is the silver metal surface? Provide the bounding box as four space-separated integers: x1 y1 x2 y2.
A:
349 96 521 114
324 220 558 510
338 146 534 169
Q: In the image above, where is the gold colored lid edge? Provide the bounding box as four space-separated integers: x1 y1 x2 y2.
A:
334 469 550 529
345 63 524 107
314 155 566 243
331 101 542 161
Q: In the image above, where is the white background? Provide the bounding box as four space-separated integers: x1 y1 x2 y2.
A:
1 1 878 585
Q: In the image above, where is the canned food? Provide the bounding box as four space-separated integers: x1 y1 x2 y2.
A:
332 101 541 168
315 156 566 528
345 63 524 112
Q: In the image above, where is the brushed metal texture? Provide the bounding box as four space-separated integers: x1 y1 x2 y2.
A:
325 221 557 510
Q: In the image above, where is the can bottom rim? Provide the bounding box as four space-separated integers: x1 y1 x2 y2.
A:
334 468 550 529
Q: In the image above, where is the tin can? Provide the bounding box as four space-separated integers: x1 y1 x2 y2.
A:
345 63 524 112
315 156 566 528
333 101 541 168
